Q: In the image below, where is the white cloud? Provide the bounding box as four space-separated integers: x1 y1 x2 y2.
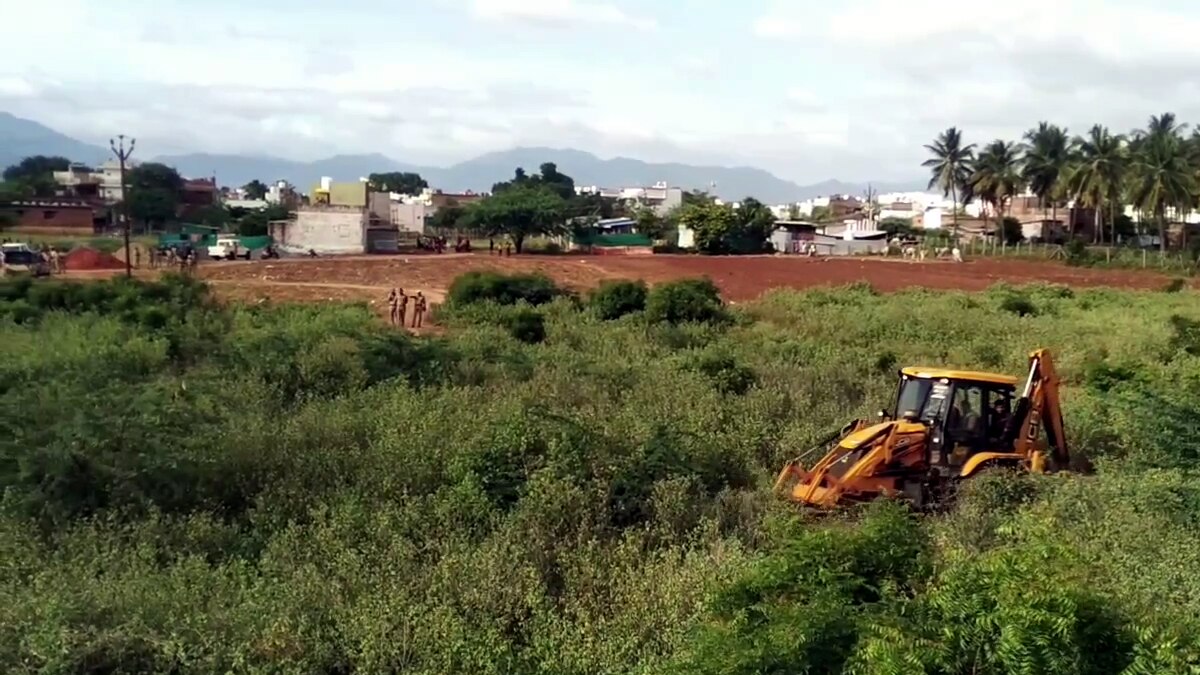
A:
471 0 656 31
0 77 37 98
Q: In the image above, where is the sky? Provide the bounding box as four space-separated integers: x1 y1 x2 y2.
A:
3 0 1200 184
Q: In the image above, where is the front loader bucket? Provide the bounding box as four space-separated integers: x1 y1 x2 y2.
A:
775 461 842 508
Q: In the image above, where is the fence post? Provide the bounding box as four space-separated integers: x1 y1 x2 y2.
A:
1106 248 1111 264
1143 249 1147 268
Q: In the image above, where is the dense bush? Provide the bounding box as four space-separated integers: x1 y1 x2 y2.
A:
446 270 564 306
589 279 648 320
645 277 727 325
4 274 1200 672
500 307 546 344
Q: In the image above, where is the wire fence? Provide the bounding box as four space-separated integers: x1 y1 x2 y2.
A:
889 239 1199 275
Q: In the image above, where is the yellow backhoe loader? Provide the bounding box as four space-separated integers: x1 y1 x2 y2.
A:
775 349 1069 508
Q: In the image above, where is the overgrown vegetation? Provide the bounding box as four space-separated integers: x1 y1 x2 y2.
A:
4 274 1200 672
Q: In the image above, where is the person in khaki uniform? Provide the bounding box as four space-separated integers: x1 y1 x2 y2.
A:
397 288 409 327
411 292 427 328
386 288 399 326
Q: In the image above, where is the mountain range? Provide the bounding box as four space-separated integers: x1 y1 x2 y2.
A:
0 112 924 203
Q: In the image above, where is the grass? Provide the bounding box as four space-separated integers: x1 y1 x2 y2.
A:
2 274 1200 672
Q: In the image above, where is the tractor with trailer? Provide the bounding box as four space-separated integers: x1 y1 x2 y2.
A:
775 349 1069 508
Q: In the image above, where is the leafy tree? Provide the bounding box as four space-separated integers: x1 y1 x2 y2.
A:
462 185 568 253
571 192 619 220
1065 125 1127 244
367 171 428 196
1000 216 1024 245
1128 113 1194 252
679 200 735 254
126 163 183 230
644 278 727 324
923 127 976 239
535 162 575 201
195 204 232 230
969 139 1023 227
492 163 575 201
236 204 290 237
880 216 916 237
679 198 774 254
731 197 777 252
589 280 648 320
428 202 467 232
492 167 531 194
810 204 834 222
0 180 34 201
242 179 269 200
633 206 670 241
3 155 70 197
1022 122 1071 230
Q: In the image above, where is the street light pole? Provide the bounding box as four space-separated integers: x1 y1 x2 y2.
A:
110 135 136 278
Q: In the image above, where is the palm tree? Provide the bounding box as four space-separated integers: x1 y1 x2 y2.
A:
969 140 1023 234
1129 114 1194 252
923 127 976 239
1064 125 1127 244
1022 122 1070 233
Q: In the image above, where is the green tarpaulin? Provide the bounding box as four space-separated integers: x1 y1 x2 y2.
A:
574 233 653 248
158 232 273 250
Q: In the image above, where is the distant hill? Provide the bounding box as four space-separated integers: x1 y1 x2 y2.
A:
160 147 925 202
1 111 924 202
0 112 108 170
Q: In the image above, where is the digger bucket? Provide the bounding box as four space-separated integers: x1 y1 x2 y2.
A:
774 460 807 494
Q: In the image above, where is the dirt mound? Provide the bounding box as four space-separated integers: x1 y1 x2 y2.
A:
64 247 125 271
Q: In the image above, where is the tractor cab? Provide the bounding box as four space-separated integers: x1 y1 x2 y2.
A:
890 367 1019 471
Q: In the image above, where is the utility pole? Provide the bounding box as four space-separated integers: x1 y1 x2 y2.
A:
110 134 136 278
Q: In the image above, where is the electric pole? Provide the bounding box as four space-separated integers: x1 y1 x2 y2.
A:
110 135 136 278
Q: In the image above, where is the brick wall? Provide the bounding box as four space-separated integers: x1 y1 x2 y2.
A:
1 204 97 231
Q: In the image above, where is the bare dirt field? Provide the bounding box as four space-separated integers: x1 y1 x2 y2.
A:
192 253 1186 307
65 253 1185 334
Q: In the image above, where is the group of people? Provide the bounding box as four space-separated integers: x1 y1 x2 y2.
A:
386 288 428 329
488 239 514 257
145 247 199 272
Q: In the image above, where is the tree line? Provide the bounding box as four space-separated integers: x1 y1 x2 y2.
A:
0 155 290 235
925 112 1200 251
3 153 779 253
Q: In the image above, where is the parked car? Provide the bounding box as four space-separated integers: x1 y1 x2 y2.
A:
1 243 51 277
207 236 252 261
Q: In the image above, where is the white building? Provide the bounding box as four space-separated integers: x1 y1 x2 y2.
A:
577 182 683 216
269 206 367 254
52 160 134 203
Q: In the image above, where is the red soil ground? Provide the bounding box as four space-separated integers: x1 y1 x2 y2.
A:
194 252 1186 305
63 247 125 271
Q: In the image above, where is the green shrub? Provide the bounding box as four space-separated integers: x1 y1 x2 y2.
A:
1168 314 1200 356
589 279 648 320
997 291 1038 317
446 271 564 306
501 308 546 344
687 351 756 395
6 276 1200 672
1065 238 1090 265
645 278 727 325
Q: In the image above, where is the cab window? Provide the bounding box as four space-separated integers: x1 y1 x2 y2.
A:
947 385 985 437
986 389 1014 442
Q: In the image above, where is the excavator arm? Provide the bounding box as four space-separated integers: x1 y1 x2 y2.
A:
1009 349 1069 471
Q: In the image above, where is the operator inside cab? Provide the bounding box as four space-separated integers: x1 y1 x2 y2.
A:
988 396 1013 445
